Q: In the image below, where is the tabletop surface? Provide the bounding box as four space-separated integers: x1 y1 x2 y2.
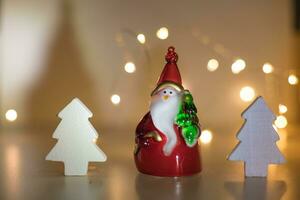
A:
0 126 299 200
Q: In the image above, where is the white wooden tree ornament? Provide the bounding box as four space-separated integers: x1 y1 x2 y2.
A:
46 98 107 176
228 96 285 177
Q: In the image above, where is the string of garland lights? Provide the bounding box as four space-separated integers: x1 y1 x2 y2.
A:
108 26 299 145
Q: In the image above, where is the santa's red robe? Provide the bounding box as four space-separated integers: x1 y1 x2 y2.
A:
134 112 202 177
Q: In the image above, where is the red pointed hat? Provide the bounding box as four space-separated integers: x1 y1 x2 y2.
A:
151 46 184 95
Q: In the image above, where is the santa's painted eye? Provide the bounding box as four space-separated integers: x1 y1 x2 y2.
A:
163 91 167 94
169 91 173 94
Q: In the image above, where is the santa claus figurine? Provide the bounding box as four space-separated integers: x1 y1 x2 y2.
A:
134 46 202 177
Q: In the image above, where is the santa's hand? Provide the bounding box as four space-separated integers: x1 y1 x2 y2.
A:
144 131 162 142
135 131 162 155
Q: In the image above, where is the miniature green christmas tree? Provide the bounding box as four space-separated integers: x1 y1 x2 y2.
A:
175 90 200 146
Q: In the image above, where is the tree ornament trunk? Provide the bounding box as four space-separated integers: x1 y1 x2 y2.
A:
245 161 268 177
64 160 88 176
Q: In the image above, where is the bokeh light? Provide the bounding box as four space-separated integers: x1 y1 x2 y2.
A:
231 59 246 74
262 63 274 74
274 115 288 129
137 34 146 44
5 109 18 122
279 104 288 114
156 27 169 40
207 59 219 72
288 74 298 85
240 86 255 102
124 62 136 73
199 129 213 144
111 94 121 105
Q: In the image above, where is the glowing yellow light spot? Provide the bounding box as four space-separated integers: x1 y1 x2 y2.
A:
240 86 255 102
288 74 298 85
124 62 136 73
156 27 169 40
93 138 97 143
262 63 274 74
111 94 121 105
207 59 219 72
137 34 146 44
274 115 288 129
231 59 246 74
199 129 213 144
279 104 288 114
5 109 17 122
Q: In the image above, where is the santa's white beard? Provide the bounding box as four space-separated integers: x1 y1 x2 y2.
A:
150 96 180 156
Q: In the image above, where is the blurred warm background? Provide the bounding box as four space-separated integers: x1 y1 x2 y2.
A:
1 1 300 200
1 0 299 132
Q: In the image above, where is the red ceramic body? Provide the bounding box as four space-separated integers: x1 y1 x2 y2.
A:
134 112 202 177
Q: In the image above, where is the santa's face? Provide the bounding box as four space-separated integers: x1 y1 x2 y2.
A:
151 87 180 106
150 87 182 156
